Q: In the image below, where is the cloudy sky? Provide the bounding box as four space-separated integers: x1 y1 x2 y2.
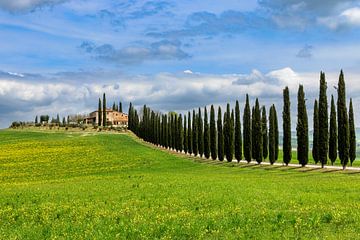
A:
1 0 360 128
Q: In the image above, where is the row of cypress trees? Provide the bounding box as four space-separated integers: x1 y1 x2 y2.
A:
128 70 356 169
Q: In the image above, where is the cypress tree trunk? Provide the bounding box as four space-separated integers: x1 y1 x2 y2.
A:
184 115 188 154
296 85 309 167
283 87 291 166
337 70 349 169
103 93 107 127
329 95 337 165
198 108 204 157
243 94 252 163
210 105 217 160
192 110 198 156
349 98 356 166
261 106 268 160
254 99 263 164
204 107 210 159
188 111 192 155
235 100 242 162
312 100 319 164
318 72 328 168
217 106 224 161
269 105 276 164
98 98 102 127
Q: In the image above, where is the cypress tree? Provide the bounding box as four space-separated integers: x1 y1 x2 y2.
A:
296 85 308 167
230 109 235 161
261 106 268 160
102 93 107 127
128 102 132 130
198 108 204 157
164 114 168 148
168 114 172 149
112 102 116 111
210 105 217 160
318 72 328 168
178 114 183 152
98 98 102 127
349 98 356 166
188 111 192 155
235 100 242 162
243 94 252 163
253 99 263 164
224 103 234 162
192 110 198 156
269 105 276 164
283 87 291 166
35 115 38 124
204 107 210 159
337 70 349 169
274 105 279 161
184 115 188 154
312 100 319 164
251 106 256 159
217 106 224 161
62 117 66 126
329 95 337 165
119 102 123 112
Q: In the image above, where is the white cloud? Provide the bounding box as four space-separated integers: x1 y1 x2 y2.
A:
0 0 66 12
318 7 360 29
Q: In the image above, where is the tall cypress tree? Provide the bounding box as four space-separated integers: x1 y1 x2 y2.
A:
349 98 356 166
119 102 123 112
188 111 192 155
269 105 276 164
318 72 328 168
329 95 337 165
102 93 107 127
98 98 102 127
337 70 349 169
204 107 210 159
251 106 256 159
217 106 224 161
312 100 319 164
243 94 252 163
198 108 204 157
274 105 279 161
296 85 308 167
164 114 168 148
224 103 233 162
261 106 268 160
112 102 116 111
253 99 263 164
235 100 242 162
178 114 183 152
184 115 188 154
210 105 217 160
283 87 291 166
192 110 198 156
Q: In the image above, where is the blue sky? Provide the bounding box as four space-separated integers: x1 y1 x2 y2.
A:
1 0 360 128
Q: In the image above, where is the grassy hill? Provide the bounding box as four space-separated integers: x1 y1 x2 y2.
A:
1 130 360 239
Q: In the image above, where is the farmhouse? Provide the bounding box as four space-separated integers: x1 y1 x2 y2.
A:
84 109 128 126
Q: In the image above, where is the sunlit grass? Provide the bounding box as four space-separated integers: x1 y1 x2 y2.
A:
1 129 360 239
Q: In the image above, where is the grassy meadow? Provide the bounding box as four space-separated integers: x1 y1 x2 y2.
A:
1 129 360 239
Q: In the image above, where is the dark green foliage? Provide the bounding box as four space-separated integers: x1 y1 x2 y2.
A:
243 94 252 163
253 99 263 164
183 115 188 154
35 116 38 124
296 85 309 167
62 117 66 126
177 115 183 152
204 107 210 159
337 70 349 169
198 108 204 157
217 106 224 161
268 105 276 164
329 95 337 165
112 102 116 111
312 100 319 164
192 110 198 156
98 98 102 127
282 87 291 165
261 106 268 160
235 101 242 162
224 103 234 162
188 111 192 155
119 102 123 112
102 93 107 127
318 72 328 168
349 98 356 166
274 106 279 161
210 105 217 160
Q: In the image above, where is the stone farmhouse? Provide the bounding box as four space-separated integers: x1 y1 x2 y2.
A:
84 109 128 126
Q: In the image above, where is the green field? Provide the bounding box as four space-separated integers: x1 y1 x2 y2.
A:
1 130 360 239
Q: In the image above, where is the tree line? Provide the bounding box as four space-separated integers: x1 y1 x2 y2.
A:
128 71 357 169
